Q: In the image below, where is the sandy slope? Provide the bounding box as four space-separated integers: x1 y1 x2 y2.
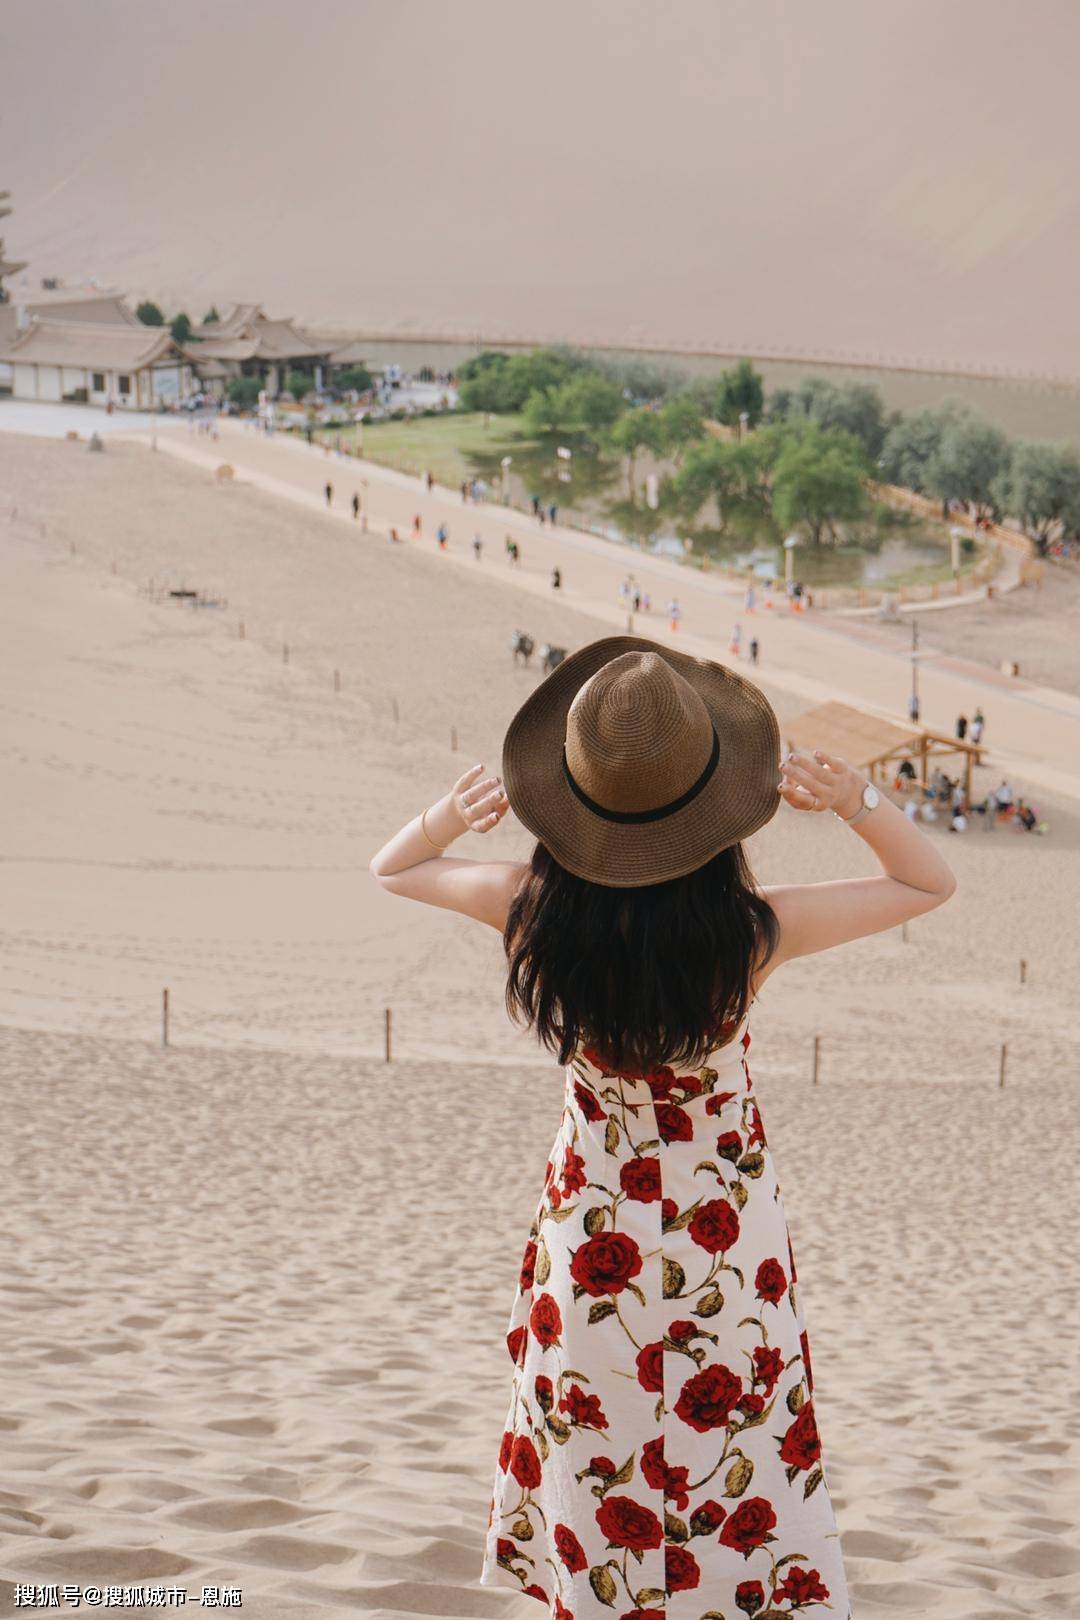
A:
7 2 1080 379
1 432 1078 1616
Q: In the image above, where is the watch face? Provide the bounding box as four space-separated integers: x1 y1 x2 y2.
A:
865 783 880 809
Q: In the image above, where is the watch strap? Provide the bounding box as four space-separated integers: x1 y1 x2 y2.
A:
835 782 873 825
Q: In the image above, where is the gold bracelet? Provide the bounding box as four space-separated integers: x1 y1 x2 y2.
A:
420 806 448 852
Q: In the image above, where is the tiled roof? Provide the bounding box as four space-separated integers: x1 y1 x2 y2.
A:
0 317 182 369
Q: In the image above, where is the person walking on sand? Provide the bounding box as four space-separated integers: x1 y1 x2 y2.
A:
549 502 558 526
551 566 562 591
324 481 333 507
437 522 449 551
730 622 743 657
749 635 760 665
352 493 360 521
970 708 985 745
473 535 483 562
425 468 434 492
413 513 422 538
369 634 955 1618
668 597 681 632
956 714 968 741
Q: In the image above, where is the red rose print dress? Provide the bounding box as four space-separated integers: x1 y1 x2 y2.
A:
479 1016 851 1620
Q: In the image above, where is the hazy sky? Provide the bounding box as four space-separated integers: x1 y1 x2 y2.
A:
5 0 1080 376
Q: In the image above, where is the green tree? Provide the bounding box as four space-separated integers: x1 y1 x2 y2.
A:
522 373 623 439
568 372 624 435
765 386 795 424
769 376 890 460
714 359 765 438
170 311 193 344
771 422 868 543
496 347 582 412
658 395 706 462
226 376 261 407
669 436 776 531
926 414 1011 520
595 355 681 402
457 350 511 411
671 439 747 531
609 406 667 495
458 349 510 381
879 405 961 492
522 383 573 435
336 364 373 393
286 369 315 400
136 300 165 326
202 306 221 324
992 441 1080 551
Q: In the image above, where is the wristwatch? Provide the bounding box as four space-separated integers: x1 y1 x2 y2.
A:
835 780 879 825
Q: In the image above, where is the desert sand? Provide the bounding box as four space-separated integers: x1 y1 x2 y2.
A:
7 0 1080 381
2 430 1079 1618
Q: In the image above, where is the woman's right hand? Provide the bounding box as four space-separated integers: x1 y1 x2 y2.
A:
451 763 510 835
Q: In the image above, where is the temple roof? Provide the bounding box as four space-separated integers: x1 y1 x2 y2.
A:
7 288 138 324
191 303 329 360
193 302 264 339
0 316 185 369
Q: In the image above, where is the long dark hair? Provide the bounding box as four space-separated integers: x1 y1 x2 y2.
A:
504 842 779 1072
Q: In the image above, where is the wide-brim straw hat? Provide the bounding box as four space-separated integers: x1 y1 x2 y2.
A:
502 635 781 887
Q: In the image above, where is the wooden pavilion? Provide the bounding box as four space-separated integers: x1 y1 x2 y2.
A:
784 701 982 802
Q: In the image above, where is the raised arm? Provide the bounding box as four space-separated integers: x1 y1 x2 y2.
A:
760 748 957 974
368 763 526 932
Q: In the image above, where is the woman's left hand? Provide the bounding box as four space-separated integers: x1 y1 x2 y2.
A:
779 749 864 817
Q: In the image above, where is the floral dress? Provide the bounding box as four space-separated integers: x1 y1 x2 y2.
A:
479 1017 851 1620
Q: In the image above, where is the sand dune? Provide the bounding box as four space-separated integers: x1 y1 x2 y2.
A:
1 431 1079 1616
2 1025 1078 1619
6 0 1080 379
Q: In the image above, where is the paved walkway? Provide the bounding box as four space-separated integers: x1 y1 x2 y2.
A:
146 418 1080 804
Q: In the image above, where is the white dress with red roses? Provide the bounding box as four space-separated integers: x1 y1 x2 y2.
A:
479 1016 851 1620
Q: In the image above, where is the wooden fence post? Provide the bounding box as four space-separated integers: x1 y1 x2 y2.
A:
385 1007 393 1063
162 987 170 1048
998 1042 1008 1088
812 1035 820 1086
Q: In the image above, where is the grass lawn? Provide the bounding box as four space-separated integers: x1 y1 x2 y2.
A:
316 412 537 488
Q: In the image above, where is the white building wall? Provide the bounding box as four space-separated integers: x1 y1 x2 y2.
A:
13 363 38 400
